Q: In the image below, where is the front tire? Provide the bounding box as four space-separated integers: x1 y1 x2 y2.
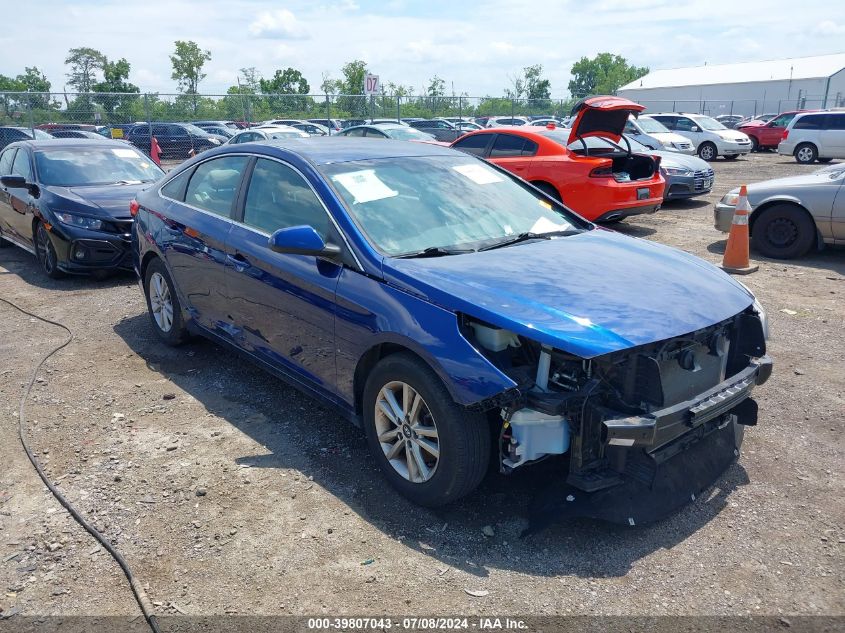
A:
749 136 759 152
698 142 717 161
34 221 65 279
724 155 740 161
751 204 816 259
143 258 187 345
362 353 491 507
817 158 833 164
794 143 817 164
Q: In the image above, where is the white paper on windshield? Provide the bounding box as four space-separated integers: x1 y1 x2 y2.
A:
112 148 138 158
452 163 503 185
332 169 397 204
530 216 569 234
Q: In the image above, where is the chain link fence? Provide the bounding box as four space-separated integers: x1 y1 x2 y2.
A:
3 90 844 162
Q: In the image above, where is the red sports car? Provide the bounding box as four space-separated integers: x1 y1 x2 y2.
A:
450 96 665 223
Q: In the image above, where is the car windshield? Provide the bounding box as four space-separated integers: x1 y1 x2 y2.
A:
30 128 53 139
636 117 670 133
384 127 433 141
692 116 727 131
34 147 165 186
321 155 585 257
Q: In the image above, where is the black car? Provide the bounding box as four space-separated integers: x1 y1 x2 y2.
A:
407 119 465 142
0 126 53 150
0 139 164 278
125 123 223 159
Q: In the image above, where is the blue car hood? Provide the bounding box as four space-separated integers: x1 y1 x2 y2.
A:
384 230 753 358
46 182 150 219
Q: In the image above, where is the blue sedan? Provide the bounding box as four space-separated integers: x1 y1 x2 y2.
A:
132 138 772 516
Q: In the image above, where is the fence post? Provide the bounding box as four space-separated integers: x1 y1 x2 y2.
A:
458 96 462 122
396 95 401 123
729 100 733 115
325 94 332 135
26 92 34 135
144 93 153 157
511 98 515 120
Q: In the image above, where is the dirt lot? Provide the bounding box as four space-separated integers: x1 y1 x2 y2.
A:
0 152 843 624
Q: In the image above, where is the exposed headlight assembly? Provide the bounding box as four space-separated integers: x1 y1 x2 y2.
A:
54 211 103 231
720 192 740 206
663 166 694 176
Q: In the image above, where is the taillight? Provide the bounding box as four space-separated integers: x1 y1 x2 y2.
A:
590 166 613 178
782 130 789 141
129 199 140 217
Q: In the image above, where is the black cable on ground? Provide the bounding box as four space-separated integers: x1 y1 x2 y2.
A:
0 296 160 633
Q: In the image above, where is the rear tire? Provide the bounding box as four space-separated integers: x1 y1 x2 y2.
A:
362 352 491 507
751 204 816 259
533 181 562 202
698 142 717 161
143 258 188 345
794 143 817 164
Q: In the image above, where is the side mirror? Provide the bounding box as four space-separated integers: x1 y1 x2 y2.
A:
268 225 341 259
1 175 28 189
0 174 37 196
691 126 701 133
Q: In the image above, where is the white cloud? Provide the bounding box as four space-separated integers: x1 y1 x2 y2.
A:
249 9 309 40
814 20 845 36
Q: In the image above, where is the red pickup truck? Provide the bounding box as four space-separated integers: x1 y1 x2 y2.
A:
737 110 813 152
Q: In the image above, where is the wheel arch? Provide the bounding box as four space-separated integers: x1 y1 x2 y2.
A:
529 179 562 200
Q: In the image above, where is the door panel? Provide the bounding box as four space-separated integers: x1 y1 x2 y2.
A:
0 148 17 236
162 155 250 333
7 149 36 247
831 180 845 240
224 157 340 392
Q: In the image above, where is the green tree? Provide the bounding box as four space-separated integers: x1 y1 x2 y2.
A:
568 53 648 98
65 47 106 93
170 40 211 112
335 60 368 117
18 67 54 110
524 64 551 101
92 58 139 120
259 68 311 115
239 67 261 92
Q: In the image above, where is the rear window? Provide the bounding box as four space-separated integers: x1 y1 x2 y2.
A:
827 114 845 130
452 133 492 156
489 134 538 158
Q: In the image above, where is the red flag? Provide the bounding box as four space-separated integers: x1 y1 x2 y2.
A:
150 136 162 167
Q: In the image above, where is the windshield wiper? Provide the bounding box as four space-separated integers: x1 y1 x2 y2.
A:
478 230 581 252
398 246 475 259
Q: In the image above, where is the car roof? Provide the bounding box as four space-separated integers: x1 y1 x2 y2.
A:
6 139 138 151
248 137 456 165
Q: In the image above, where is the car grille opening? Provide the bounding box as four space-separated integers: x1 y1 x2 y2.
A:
693 168 715 191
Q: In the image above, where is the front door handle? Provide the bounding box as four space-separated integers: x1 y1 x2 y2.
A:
227 252 251 269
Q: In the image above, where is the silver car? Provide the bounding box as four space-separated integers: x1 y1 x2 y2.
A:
624 135 714 200
714 164 845 258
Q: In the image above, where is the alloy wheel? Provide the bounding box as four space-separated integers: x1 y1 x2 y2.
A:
796 147 814 163
149 271 174 332
36 224 57 275
374 381 440 483
699 144 716 161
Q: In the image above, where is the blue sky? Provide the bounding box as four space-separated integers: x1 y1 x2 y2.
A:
2 0 844 97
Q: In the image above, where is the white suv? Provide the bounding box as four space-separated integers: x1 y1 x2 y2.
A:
646 113 753 161
778 111 845 164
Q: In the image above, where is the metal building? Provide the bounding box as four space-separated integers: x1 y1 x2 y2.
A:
617 53 845 117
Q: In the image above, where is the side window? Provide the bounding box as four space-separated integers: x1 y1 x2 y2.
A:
151 125 168 136
11 149 32 181
243 158 329 239
652 116 675 130
770 114 792 128
674 118 695 132
827 114 845 130
624 121 638 133
794 115 824 130
184 155 249 217
0 149 15 175
490 134 535 158
160 169 192 201
344 128 366 137
364 128 387 138
169 125 188 137
452 133 491 156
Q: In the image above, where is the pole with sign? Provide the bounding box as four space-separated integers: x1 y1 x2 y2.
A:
365 74 379 121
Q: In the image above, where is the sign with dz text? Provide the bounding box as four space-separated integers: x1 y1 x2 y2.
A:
364 74 380 96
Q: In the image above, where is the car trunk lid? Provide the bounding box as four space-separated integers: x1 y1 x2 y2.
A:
568 96 646 145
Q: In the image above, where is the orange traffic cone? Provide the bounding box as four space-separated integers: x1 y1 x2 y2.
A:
150 136 162 167
720 185 758 275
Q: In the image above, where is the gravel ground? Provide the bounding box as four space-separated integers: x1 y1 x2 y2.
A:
0 152 843 623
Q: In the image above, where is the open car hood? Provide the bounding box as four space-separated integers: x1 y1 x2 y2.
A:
568 96 646 145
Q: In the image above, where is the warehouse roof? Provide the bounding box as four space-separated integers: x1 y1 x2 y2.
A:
619 53 845 91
